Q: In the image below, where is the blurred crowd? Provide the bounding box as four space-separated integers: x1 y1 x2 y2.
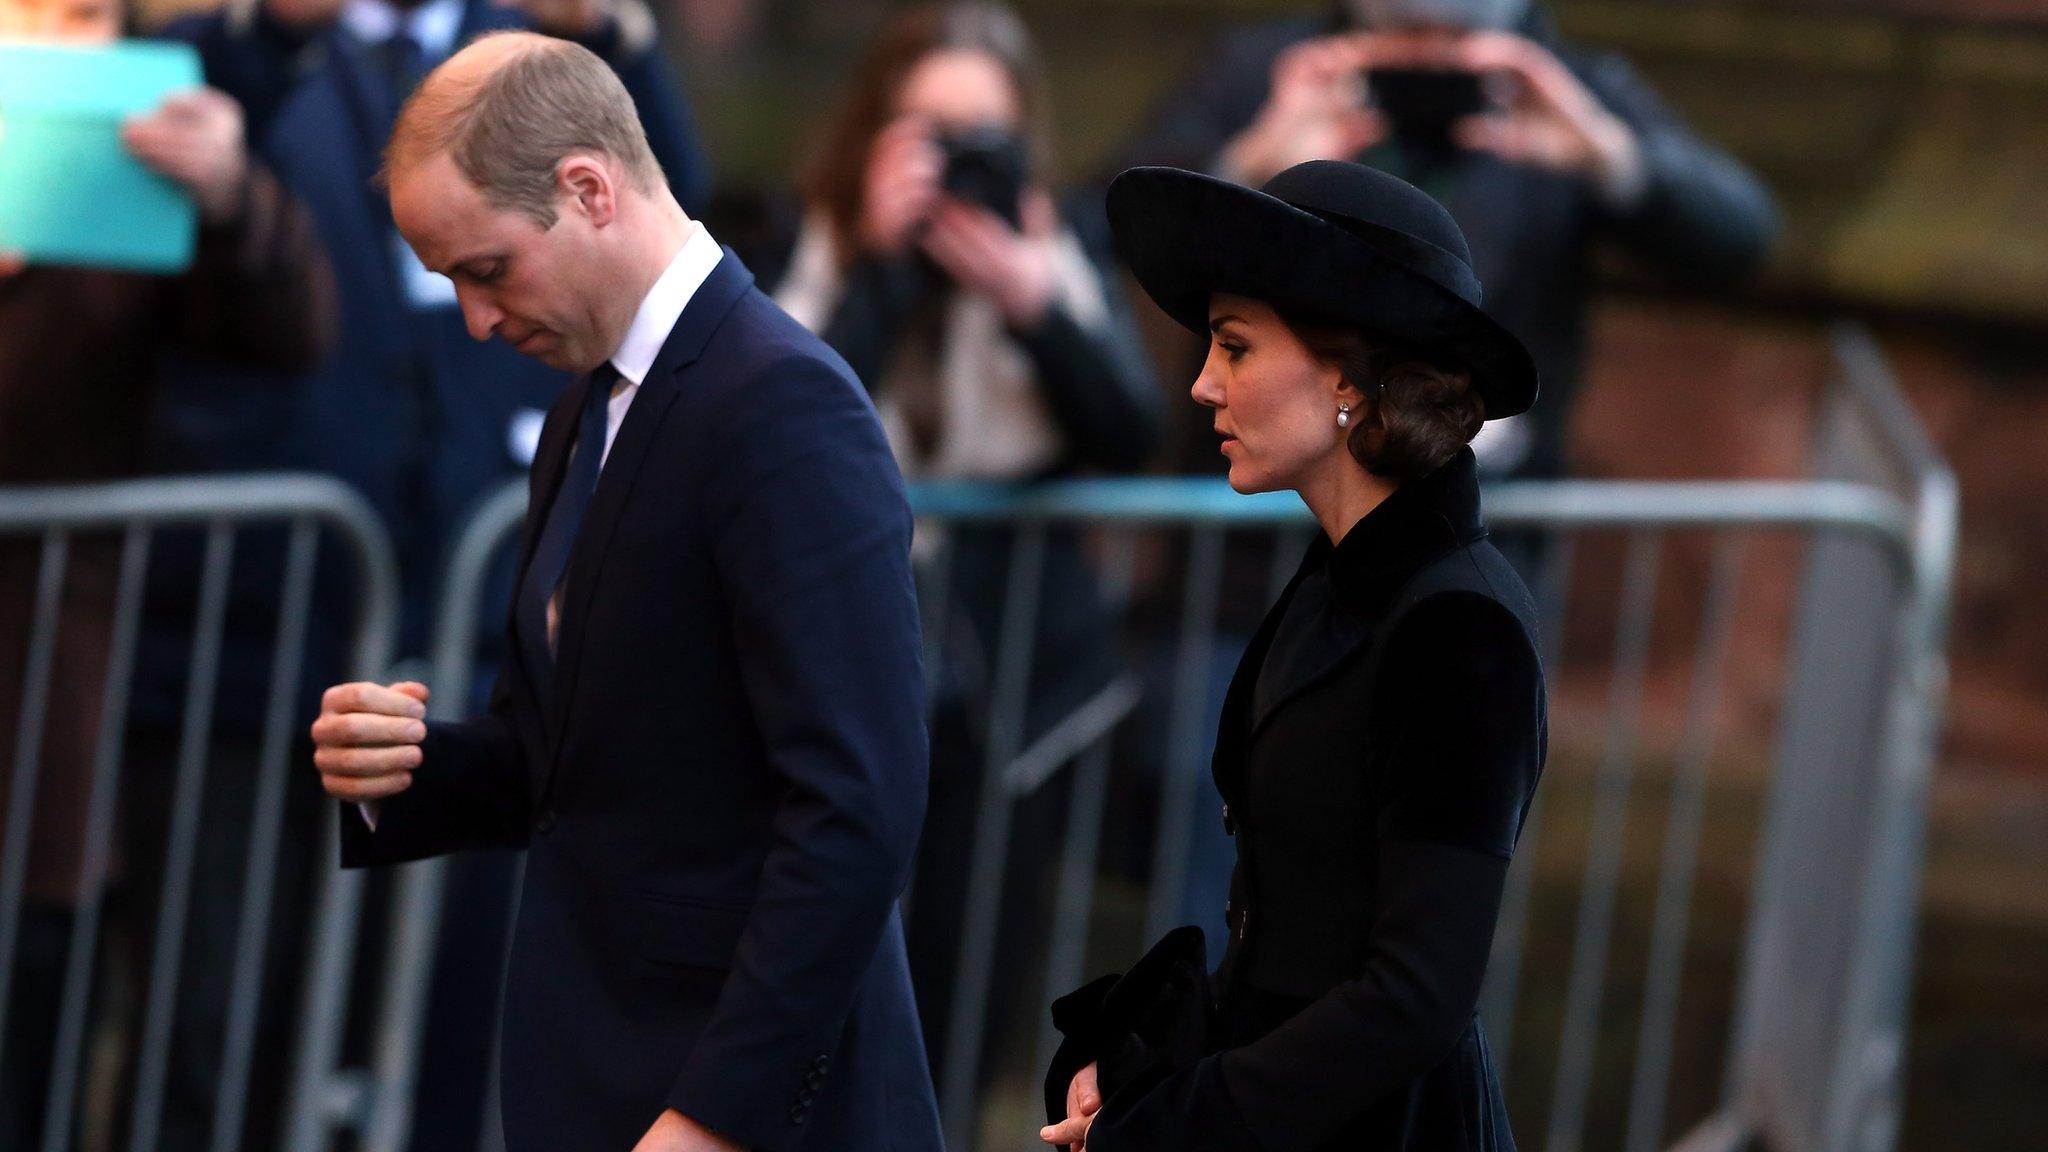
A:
0 0 1774 1148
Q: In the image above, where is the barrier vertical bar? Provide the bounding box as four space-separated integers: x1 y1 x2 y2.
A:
1546 530 1662 1152
129 522 236 1152
215 520 319 1152
40 525 150 1152
0 530 69 1056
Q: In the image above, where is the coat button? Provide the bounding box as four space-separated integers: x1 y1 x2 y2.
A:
534 809 557 834
813 1055 831 1072
788 1105 807 1124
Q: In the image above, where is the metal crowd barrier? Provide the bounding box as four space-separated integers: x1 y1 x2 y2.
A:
3 322 1947 1152
0 475 397 1152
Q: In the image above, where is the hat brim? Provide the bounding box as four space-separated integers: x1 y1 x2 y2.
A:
1106 166 1538 420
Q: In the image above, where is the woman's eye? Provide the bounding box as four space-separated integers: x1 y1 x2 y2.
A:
1221 342 1246 361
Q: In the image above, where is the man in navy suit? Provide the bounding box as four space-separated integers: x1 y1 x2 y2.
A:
311 33 942 1152
149 7 711 1148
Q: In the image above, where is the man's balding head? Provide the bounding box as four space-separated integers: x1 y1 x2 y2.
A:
384 31 663 226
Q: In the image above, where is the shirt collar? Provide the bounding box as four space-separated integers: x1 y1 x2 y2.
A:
341 0 464 59
607 222 722 387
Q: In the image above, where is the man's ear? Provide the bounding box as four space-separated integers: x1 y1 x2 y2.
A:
558 154 617 227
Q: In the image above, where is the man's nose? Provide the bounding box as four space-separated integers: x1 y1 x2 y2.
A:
457 288 501 343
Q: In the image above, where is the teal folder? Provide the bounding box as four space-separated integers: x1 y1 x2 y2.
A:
0 39 203 273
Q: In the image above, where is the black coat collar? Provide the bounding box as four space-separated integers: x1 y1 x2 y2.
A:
1316 444 1486 620
1218 448 1490 784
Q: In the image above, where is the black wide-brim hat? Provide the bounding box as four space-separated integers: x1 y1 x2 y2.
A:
1106 161 1538 420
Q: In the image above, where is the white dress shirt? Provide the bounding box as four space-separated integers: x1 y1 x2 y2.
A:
595 219 724 464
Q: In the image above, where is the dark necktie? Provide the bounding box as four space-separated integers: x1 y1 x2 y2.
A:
517 364 619 699
375 30 427 106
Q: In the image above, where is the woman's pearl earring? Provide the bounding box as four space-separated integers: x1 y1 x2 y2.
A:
1337 402 1352 429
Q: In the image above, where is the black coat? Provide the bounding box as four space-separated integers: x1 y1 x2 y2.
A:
1048 449 1548 1150
1118 11 1777 480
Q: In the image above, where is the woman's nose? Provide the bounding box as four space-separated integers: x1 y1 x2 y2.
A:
1190 363 1224 409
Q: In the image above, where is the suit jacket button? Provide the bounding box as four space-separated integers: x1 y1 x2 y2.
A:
534 809 557 834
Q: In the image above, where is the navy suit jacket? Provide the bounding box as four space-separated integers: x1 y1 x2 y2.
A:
146 3 711 724
340 252 943 1152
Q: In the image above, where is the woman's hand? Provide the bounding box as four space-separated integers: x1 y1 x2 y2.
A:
122 87 249 227
1039 1061 1100 1151
859 117 944 257
918 190 1057 330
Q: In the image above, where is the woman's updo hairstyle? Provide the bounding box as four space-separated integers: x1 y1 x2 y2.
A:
1280 312 1487 480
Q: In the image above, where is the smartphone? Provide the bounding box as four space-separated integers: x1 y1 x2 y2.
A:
1367 67 1490 153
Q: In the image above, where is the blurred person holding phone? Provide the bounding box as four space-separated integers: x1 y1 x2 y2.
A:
0 0 333 1146
764 0 1162 1072
1120 0 1778 486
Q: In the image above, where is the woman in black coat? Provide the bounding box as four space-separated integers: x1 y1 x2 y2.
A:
1040 160 1548 1151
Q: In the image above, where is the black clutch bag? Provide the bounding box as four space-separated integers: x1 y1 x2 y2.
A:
1042 925 1215 1125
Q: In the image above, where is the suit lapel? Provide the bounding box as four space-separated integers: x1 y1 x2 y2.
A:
540 251 756 779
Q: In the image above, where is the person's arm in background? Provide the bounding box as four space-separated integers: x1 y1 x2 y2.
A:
1445 31 1778 287
767 118 943 391
812 255 938 394
920 192 1162 471
1048 594 1545 1152
662 351 928 1152
1112 20 1327 180
124 87 336 370
1569 47 1778 284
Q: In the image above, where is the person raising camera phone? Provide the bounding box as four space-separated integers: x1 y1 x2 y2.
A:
765 0 1162 1070
774 1 1158 481
1119 0 1777 489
